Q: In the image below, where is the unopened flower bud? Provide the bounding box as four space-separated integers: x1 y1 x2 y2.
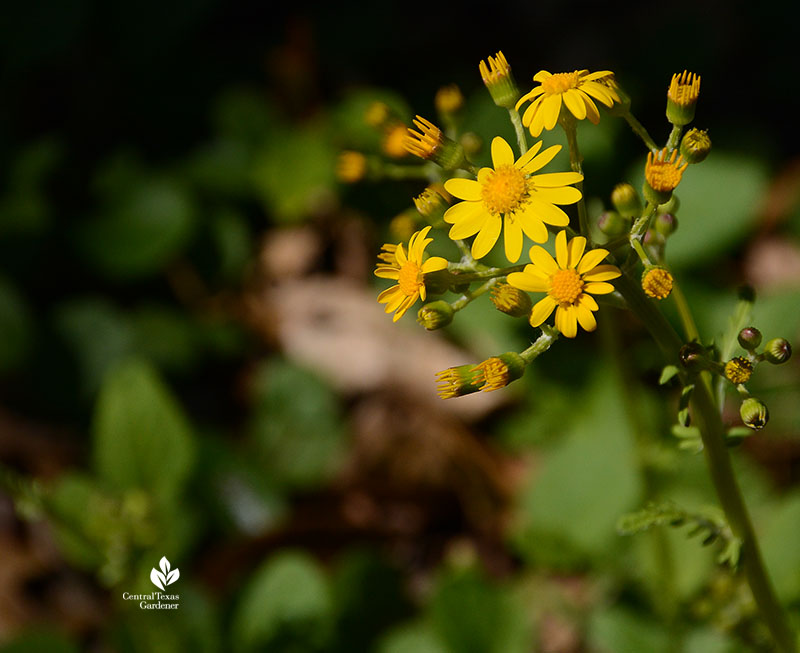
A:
597 210 630 236
680 128 711 164
472 352 526 392
436 364 483 399
478 51 519 109
404 116 466 170
679 342 711 373
642 266 674 300
414 186 450 224
657 194 680 216
724 357 753 385
460 132 482 157
740 397 769 430
763 338 792 364
737 327 762 351
490 282 532 317
611 183 642 219
653 213 678 237
417 301 454 330
666 71 701 126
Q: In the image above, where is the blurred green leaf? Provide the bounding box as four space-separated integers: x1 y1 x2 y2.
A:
377 622 447 653
761 492 800 603
130 305 199 373
429 568 531 653
93 359 196 506
248 359 346 490
231 551 333 652
0 276 32 372
588 606 670 653
55 299 134 395
514 370 642 562
252 120 336 224
78 175 196 280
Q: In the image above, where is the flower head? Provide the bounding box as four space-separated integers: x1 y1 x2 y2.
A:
404 116 465 169
507 230 621 338
375 226 448 321
472 352 525 392
725 357 753 385
516 70 620 137
336 151 367 183
479 51 519 108
436 364 484 399
644 148 688 202
435 84 465 115
642 266 674 299
383 123 410 158
443 137 583 262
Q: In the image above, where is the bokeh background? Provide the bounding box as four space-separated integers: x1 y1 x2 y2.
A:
1 1 799 651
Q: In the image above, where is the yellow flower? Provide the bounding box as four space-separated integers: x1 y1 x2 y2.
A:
725 357 753 384
403 115 443 160
642 266 674 300
336 151 367 183
668 70 701 108
645 148 688 193
375 226 448 321
507 230 621 338
479 51 519 108
516 70 620 137
382 123 409 158
442 137 583 262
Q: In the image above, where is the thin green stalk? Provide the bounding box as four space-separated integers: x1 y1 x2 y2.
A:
508 108 528 156
666 124 683 153
450 278 498 311
520 325 559 363
446 264 525 281
670 280 699 342
560 116 591 241
614 273 797 652
623 110 659 152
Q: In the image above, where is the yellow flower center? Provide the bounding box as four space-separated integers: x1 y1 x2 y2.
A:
481 165 529 215
725 357 753 385
542 72 580 95
398 260 422 296
549 268 584 305
642 267 674 299
645 149 688 193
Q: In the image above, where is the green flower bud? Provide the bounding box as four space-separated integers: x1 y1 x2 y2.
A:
679 342 712 373
597 210 630 236
737 327 762 351
666 71 701 126
740 397 769 430
436 364 483 399
435 84 464 116
611 183 642 219
680 128 711 164
657 194 680 216
490 282 532 318
417 301 454 330
763 338 792 364
414 186 450 224
479 51 520 109
653 212 678 237
472 352 526 392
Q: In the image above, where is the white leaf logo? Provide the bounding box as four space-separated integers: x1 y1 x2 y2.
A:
150 556 180 590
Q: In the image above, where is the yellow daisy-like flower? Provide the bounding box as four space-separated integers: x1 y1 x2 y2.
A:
516 70 620 137
442 137 583 262
375 226 448 321
645 148 688 193
507 230 621 338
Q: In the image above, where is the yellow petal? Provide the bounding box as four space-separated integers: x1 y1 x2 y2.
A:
524 198 570 226
584 281 616 295
579 293 599 311
491 137 515 168
529 100 548 137
471 216 502 259
577 248 610 273
447 205 490 240
444 200 484 225
576 303 597 331
555 230 568 268
374 267 400 279
516 210 548 243
515 86 545 112
542 94 562 131
514 140 544 169
581 81 617 107
508 269 549 292
503 215 524 263
529 244 558 274
529 295 557 326
567 236 587 268
582 264 621 282
395 243 407 266
532 185 583 205
377 285 400 303
444 178 482 201
579 92 601 124
563 89 587 120
555 305 578 338
531 171 583 187
422 256 448 273
521 144 562 174
533 70 552 82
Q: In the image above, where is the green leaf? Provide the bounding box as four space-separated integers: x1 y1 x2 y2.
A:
588 607 670 653
377 623 447 653
659 365 679 385
430 568 531 653
78 176 195 280
0 630 80 653
92 359 196 506
231 551 333 652
248 359 346 490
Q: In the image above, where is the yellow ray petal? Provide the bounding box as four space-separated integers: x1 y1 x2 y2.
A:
422 256 448 273
444 178 482 201
514 140 544 169
471 215 502 259
524 198 570 226
555 230 568 268
521 144 562 174
576 303 597 331
577 248 610 273
503 215 524 263
529 244 558 274
444 199 485 225
532 185 583 205
584 281 616 295
541 94 562 131
448 205 490 240
507 270 549 292
567 235 587 268
582 264 621 282
491 137 515 168
555 305 578 338
531 171 583 187
517 211 548 243
529 295 557 326
563 89 587 120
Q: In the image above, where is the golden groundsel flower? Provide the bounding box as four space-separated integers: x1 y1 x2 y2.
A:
403 116 443 160
375 226 448 321
516 70 620 137
336 151 367 183
645 148 688 193
642 266 674 300
382 123 409 158
507 230 621 338
443 137 583 262
725 357 753 385
668 70 701 107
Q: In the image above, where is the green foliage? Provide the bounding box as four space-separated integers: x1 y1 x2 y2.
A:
231 551 333 652
0 631 80 653
588 606 670 653
0 276 32 372
761 492 800 603
377 623 448 653
92 359 196 506
247 358 346 490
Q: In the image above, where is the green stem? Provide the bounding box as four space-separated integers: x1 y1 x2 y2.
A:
383 163 438 181
623 110 659 152
560 116 591 241
631 238 652 267
666 124 683 153
614 273 797 652
519 325 559 363
447 264 525 281
508 108 529 156
450 278 498 311
670 280 699 342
